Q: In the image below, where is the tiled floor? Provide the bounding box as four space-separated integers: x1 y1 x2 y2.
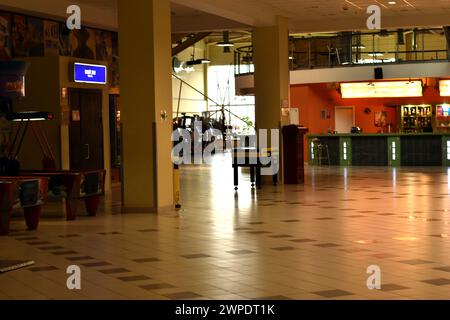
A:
2 153 450 300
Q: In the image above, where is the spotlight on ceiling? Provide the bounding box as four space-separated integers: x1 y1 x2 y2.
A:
186 58 211 66
217 31 234 48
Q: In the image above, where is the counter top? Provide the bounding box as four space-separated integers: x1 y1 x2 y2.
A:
307 133 450 137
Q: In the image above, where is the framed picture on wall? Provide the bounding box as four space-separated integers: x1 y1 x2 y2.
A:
374 111 387 127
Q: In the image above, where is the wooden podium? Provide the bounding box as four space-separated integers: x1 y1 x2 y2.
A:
282 125 308 184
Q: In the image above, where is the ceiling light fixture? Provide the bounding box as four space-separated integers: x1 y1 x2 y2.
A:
187 44 211 66
344 0 363 10
341 81 423 98
388 1 397 4
402 0 415 8
217 31 234 47
186 58 211 66
439 80 450 96
375 0 388 8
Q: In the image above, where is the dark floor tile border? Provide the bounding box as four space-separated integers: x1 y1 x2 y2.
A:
39 246 65 251
163 292 202 300
99 268 131 275
27 241 51 246
181 254 212 259
52 251 79 256
253 295 292 300
312 289 354 298
81 261 112 267
118 275 152 282
66 256 95 261
140 283 176 290
28 266 59 272
132 258 161 263
15 237 40 241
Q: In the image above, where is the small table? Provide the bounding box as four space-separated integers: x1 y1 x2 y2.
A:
232 148 278 190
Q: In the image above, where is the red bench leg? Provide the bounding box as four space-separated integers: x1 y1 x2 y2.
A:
24 206 41 230
65 198 78 221
0 209 11 236
85 196 100 217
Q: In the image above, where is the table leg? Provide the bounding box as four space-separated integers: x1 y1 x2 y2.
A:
65 198 78 221
85 196 100 217
256 165 262 189
0 209 10 235
250 166 255 188
233 165 239 190
0 185 12 235
24 206 41 230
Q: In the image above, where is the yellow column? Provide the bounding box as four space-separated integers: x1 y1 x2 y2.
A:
253 17 290 181
118 0 173 212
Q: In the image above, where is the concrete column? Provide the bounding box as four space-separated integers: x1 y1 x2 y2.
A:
253 17 290 181
118 0 173 212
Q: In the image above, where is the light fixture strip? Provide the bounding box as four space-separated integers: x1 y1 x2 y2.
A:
439 80 450 97
341 81 423 98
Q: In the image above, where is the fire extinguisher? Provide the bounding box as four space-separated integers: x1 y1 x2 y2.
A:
173 164 181 209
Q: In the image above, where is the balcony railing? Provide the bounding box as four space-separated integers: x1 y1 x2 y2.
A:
234 28 450 75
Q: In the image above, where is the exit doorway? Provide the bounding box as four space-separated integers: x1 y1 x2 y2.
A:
69 89 104 170
335 106 355 134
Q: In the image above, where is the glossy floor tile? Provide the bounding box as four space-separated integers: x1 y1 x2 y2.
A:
2 153 450 300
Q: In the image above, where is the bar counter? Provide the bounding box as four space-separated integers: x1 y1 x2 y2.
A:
307 133 450 166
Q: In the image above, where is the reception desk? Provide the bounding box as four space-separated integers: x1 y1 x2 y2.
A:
307 133 450 167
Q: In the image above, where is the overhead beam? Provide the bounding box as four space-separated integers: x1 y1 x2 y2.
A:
172 32 211 56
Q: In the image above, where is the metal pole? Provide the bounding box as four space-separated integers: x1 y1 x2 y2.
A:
176 80 183 119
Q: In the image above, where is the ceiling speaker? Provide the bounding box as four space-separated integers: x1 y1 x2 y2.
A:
374 67 383 80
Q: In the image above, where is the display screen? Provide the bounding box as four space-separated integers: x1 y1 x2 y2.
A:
0 61 29 98
73 63 107 84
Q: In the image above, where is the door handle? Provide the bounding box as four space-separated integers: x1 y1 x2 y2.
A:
85 144 90 160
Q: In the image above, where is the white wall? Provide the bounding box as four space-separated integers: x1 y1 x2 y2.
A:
235 62 450 94
290 62 450 85
172 42 208 116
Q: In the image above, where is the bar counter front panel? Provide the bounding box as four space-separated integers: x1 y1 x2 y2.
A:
307 134 450 167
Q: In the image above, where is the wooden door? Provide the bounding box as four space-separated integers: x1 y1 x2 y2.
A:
69 89 104 170
335 106 355 134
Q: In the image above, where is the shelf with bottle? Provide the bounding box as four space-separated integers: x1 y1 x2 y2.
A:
400 104 432 133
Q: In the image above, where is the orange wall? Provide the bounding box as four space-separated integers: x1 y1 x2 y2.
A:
290 83 446 134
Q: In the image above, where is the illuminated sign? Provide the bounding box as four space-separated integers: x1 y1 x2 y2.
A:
439 80 450 97
340 81 423 98
73 63 107 84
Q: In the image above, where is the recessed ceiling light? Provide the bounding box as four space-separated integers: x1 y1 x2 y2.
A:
367 52 384 57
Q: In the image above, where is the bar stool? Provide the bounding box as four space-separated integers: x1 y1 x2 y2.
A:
312 138 330 166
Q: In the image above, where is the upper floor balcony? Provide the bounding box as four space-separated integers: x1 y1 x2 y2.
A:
235 27 450 75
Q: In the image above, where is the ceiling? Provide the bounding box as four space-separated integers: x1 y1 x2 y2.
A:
172 0 450 32
0 0 448 33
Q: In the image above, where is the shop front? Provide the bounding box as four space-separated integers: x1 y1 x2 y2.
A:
290 78 450 166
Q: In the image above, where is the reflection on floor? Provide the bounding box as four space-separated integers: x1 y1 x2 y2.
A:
2 153 450 300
